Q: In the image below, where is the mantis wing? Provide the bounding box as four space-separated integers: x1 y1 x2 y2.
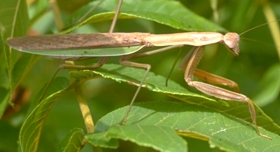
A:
7 33 147 57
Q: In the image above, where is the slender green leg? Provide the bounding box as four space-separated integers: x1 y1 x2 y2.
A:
131 45 184 86
120 54 151 124
109 0 123 33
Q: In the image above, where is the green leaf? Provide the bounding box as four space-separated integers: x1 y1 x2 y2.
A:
0 0 29 85
87 125 187 152
19 77 70 152
70 64 280 134
0 0 30 117
56 128 85 152
86 132 119 149
70 64 199 97
94 101 280 152
253 63 280 107
63 0 226 33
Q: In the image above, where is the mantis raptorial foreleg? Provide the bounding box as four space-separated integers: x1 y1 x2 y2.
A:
181 46 270 139
193 69 239 92
179 48 240 92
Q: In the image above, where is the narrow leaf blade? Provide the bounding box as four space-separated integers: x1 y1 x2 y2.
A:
19 77 70 152
64 0 226 33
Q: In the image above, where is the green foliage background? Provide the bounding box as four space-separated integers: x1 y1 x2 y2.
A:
0 0 280 151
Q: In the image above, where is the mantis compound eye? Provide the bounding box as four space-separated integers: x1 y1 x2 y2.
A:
224 33 240 55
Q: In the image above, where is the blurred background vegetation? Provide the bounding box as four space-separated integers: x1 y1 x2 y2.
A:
0 0 280 151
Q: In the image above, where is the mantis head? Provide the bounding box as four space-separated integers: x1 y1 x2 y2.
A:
224 33 240 55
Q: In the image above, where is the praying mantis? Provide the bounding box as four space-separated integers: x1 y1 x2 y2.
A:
6 0 271 140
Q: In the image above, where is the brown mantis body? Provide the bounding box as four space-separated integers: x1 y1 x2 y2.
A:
7 32 236 51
